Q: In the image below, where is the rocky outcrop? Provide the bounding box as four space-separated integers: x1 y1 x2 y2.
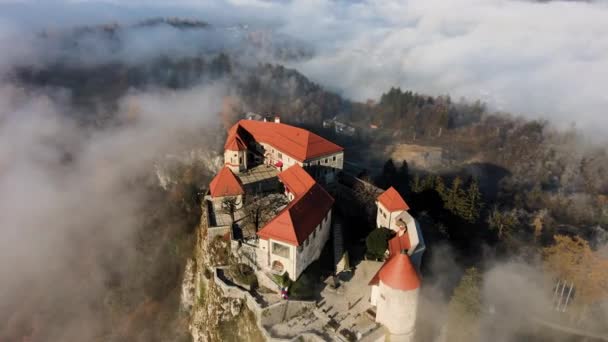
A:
181 199 264 342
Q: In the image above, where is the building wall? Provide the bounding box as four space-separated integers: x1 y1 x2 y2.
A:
376 202 404 231
294 209 332 279
376 281 419 339
370 284 380 306
303 151 344 183
224 149 247 173
258 238 297 278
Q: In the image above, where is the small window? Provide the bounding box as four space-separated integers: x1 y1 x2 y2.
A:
325 158 328 164
234 153 237 157
272 242 290 258
313 230 316 239
239 157 242 164
333 156 336 161
278 152 282 159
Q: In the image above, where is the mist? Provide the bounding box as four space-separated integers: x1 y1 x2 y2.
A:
0 0 606 340
2 0 607 133
0 83 225 340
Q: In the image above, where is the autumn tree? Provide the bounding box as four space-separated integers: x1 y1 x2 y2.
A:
487 206 520 241
447 267 482 342
543 235 608 306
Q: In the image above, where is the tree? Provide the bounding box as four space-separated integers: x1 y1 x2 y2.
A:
445 177 465 213
543 235 608 305
365 228 395 260
447 268 482 342
378 159 397 189
434 175 447 201
487 206 520 241
221 196 240 224
397 160 410 193
411 174 423 193
461 179 483 222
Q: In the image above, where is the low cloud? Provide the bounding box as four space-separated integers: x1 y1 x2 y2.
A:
2 1 607 133
0 83 225 340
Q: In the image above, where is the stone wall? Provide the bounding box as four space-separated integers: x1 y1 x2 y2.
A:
213 266 322 342
208 225 232 241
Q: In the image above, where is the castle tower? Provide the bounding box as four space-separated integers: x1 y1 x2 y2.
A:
374 252 420 341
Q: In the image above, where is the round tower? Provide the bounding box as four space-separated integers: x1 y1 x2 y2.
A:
375 252 420 341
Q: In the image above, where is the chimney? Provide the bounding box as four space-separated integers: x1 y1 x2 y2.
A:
274 116 281 123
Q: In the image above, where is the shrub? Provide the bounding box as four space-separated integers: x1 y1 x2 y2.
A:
365 228 394 260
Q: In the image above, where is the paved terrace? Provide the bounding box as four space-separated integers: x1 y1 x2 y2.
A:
268 260 383 340
237 164 280 193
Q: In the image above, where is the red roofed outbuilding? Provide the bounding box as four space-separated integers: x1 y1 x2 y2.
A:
207 167 244 213
376 187 410 231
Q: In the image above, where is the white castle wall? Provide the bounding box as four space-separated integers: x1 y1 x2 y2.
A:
375 281 419 340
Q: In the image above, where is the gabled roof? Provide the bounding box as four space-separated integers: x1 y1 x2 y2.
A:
377 186 409 212
225 134 247 151
257 165 334 246
368 253 420 291
226 120 343 161
278 164 316 197
209 167 244 198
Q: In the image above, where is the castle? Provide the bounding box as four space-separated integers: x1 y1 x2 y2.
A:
206 116 424 340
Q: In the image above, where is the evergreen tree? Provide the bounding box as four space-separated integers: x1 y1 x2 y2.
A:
379 159 397 189
445 177 464 212
397 160 410 193
462 179 483 222
411 174 423 193
435 175 447 202
422 174 435 191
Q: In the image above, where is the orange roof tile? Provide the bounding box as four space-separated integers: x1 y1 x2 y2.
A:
369 253 420 290
388 230 411 256
278 164 316 197
257 165 334 246
377 186 409 212
226 120 343 161
379 253 420 290
209 167 244 198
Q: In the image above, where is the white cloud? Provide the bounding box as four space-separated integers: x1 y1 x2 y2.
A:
0 0 607 132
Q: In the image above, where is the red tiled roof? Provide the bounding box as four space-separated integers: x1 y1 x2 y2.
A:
377 186 409 212
226 120 343 161
368 253 420 291
388 230 411 256
278 164 316 197
379 253 420 290
224 131 247 151
209 167 244 198
257 165 334 246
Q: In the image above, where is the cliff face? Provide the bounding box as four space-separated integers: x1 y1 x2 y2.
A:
180 201 264 342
